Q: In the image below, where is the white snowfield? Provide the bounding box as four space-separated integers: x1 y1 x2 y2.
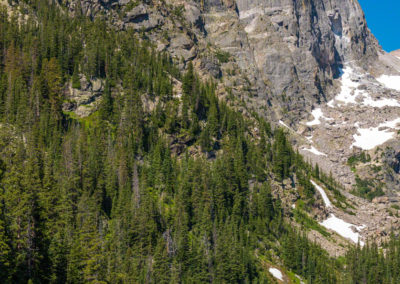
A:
327 66 400 108
328 66 359 106
320 215 365 246
376 75 400 91
306 108 333 126
361 96 400 108
351 118 400 150
311 180 365 246
268 268 283 281
302 146 327 156
310 180 332 207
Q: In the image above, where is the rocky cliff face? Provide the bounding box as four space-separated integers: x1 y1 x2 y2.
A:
202 0 380 118
58 0 381 120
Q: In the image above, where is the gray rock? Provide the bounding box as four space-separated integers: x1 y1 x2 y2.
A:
200 56 221 78
184 3 203 29
92 78 103 92
125 4 148 22
170 33 193 50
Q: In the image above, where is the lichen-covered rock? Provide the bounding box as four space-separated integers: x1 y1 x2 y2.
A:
63 75 104 117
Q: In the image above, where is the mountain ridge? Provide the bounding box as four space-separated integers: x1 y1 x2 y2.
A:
1 0 400 282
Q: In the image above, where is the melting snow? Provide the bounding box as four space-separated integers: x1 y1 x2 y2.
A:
328 66 400 108
302 146 327 156
311 180 366 246
269 268 283 281
376 75 400 91
351 118 400 150
320 215 365 246
362 95 400 108
328 66 359 106
310 180 332 207
306 108 332 126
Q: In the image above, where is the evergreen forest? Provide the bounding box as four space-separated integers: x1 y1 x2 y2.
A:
0 1 400 283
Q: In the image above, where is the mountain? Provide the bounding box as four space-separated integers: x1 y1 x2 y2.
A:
391 49 400 59
59 0 381 115
1 0 400 283
61 0 400 241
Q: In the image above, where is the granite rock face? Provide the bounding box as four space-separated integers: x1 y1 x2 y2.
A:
201 0 380 118
59 0 381 121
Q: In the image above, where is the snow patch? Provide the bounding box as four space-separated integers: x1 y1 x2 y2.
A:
302 146 327 156
320 214 365 246
362 95 400 108
310 180 332 207
311 180 366 245
376 75 400 91
351 118 400 150
328 66 359 106
269 268 283 281
328 66 400 108
306 108 332 126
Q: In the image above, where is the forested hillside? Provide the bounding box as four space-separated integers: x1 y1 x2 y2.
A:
0 1 400 283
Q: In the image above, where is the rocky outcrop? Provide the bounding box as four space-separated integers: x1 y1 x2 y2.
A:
200 0 380 119
63 75 104 117
56 0 381 122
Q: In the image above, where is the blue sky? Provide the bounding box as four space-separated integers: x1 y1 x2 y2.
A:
358 0 400 52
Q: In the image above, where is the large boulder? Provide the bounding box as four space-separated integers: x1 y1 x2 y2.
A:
125 4 148 22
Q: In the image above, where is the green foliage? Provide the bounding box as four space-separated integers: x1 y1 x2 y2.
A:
0 1 392 283
345 235 400 283
293 208 330 237
272 128 293 181
347 152 371 169
125 0 139 12
281 229 337 283
215 50 231 63
172 5 185 18
72 64 81 89
352 176 384 201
